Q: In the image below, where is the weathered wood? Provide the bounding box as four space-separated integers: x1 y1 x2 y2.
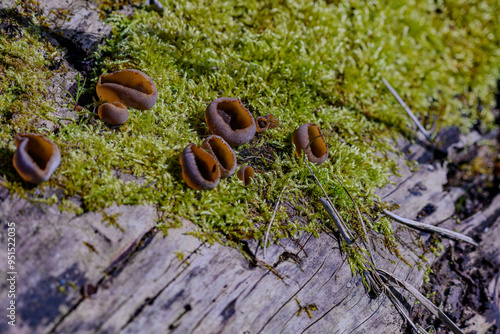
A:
2 136 488 334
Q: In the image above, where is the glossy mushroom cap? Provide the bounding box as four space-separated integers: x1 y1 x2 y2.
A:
237 165 254 186
293 123 329 165
96 69 158 111
201 135 237 178
98 102 129 125
205 97 256 146
13 133 61 184
180 143 220 190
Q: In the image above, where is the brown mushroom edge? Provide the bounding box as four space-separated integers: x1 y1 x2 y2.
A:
12 133 61 184
292 123 329 165
98 102 129 125
201 135 237 178
237 165 255 186
205 97 256 146
180 143 221 190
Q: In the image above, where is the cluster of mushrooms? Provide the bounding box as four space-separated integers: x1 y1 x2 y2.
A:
12 69 159 184
180 96 330 190
180 97 279 190
96 69 159 125
12 68 329 190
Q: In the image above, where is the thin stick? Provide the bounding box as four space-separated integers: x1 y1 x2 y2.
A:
382 78 431 140
332 174 376 266
263 185 287 259
303 156 354 244
378 268 465 334
384 210 478 246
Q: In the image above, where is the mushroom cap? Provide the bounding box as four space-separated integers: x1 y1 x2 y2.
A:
255 116 270 133
237 165 255 186
96 69 158 111
292 123 329 165
12 133 61 184
180 143 220 190
205 97 256 146
201 135 237 178
98 102 129 125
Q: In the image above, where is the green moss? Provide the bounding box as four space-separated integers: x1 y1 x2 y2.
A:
1 0 499 275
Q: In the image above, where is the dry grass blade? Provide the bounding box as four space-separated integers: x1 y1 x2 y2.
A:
319 197 354 245
384 210 478 246
263 185 287 259
377 268 465 334
382 78 431 141
332 175 377 266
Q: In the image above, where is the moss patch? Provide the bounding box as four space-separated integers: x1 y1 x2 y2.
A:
1 1 499 269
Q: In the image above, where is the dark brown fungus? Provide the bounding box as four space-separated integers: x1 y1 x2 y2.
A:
180 143 220 190
205 97 256 146
98 102 129 125
255 116 269 133
256 114 279 133
13 133 61 184
292 123 329 165
201 135 237 178
96 69 158 110
237 165 254 186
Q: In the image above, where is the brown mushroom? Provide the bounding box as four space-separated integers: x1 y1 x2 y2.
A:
256 114 279 133
98 102 129 125
237 165 254 186
96 69 158 110
180 143 220 190
201 135 237 178
293 123 329 165
205 97 256 146
255 116 269 133
12 133 61 184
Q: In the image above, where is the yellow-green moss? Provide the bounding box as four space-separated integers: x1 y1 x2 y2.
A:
1 0 499 272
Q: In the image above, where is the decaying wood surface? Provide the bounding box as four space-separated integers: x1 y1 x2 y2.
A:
1 1 499 333
1 125 498 334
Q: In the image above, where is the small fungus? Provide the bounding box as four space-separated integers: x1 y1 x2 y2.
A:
256 114 279 133
205 97 256 146
201 135 237 178
98 102 129 125
180 143 220 190
12 133 61 184
293 123 329 165
96 69 158 110
237 165 254 186
255 116 269 133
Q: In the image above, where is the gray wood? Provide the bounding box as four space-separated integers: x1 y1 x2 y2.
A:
3 135 493 334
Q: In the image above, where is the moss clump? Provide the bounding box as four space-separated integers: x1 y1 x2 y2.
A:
1 1 499 270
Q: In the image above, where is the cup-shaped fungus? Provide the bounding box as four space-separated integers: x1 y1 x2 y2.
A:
255 116 269 133
13 133 61 184
205 97 256 146
201 135 237 178
96 69 158 110
98 102 129 125
180 143 220 190
237 165 254 186
293 123 329 165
